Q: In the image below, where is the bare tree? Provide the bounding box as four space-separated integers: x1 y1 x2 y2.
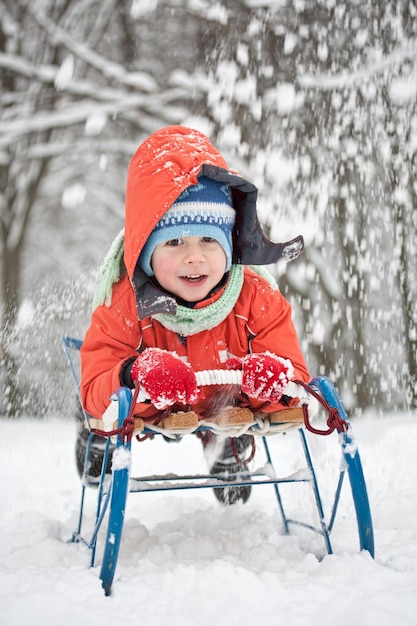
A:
0 0 200 415
194 0 417 410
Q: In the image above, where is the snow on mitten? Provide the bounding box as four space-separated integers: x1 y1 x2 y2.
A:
131 348 201 410
227 352 294 403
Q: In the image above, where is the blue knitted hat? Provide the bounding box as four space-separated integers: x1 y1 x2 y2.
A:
139 177 235 277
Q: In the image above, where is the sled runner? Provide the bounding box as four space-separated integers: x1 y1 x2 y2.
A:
63 335 374 597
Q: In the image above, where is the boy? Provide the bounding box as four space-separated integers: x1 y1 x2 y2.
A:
80 125 310 504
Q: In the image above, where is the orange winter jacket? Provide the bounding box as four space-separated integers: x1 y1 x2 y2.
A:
80 126 309 419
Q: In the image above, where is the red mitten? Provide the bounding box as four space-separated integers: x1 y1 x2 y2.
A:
131 348 201 410
227 352 294 403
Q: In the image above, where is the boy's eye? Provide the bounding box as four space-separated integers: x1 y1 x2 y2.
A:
166 238 182 246
202 236 216 243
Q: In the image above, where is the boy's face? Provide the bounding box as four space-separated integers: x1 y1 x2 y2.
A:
151 235 227 302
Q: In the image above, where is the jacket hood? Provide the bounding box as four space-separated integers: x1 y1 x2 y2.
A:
124 125 304 318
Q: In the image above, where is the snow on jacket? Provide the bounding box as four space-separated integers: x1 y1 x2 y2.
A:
80 126 310 419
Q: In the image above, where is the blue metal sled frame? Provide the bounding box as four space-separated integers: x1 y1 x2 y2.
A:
62 336 374 597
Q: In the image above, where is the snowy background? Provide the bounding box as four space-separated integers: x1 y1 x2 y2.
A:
1 412 416 626
1 3 417 624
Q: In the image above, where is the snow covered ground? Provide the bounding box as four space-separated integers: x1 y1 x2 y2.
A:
1 413 416 626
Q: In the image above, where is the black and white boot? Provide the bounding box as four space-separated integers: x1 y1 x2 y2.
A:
74 402 115 480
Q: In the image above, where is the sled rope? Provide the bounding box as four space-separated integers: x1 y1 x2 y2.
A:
92 417 136 442
92 385 142 442
134 369 243 403
294 380 349 435
136 369 311 402
198 431 256 467
196 369 242 386
230 435 256 466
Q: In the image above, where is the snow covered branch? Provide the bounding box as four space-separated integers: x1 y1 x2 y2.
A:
298 41 417 91
27 6 158 93
0 90 189 150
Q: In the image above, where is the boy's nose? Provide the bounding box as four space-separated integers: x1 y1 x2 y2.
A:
184 242 204 262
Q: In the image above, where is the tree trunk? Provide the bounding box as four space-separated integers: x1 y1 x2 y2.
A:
0 235 22 416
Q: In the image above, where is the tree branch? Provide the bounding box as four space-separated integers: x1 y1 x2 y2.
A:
297 40 417 91
0 88 190 149
27 5 158 92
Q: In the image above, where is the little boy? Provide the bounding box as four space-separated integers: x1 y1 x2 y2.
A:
80 125 310 504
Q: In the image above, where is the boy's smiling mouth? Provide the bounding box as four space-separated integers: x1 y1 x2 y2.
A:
182 274 206 282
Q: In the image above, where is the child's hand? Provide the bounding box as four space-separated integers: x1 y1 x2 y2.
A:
131 348 201 409
227 352 294 403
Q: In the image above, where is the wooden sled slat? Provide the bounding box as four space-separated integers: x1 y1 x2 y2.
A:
263 407 304 424
210 407 255 426
160 411 199 430
88 407 304 435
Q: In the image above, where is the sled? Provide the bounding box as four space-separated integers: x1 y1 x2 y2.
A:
62 336 374 597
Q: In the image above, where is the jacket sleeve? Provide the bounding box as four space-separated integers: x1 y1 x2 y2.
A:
244 276 310 413
80 279 141 418
238 271 310 411
249 282 309 379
